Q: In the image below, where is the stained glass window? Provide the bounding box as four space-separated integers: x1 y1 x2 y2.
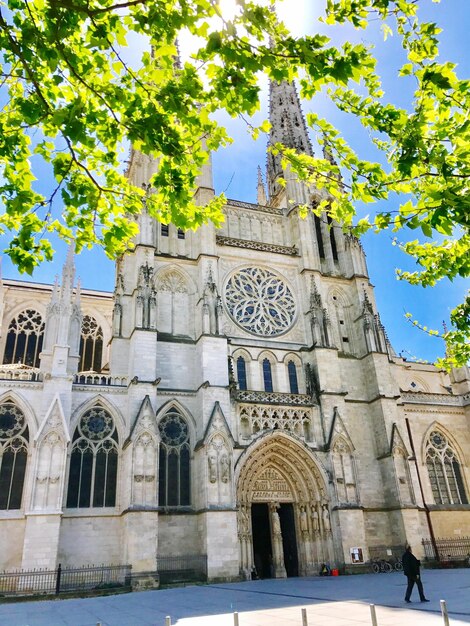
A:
79 315 103 372
224 267 296 337
67 407 118 508
263 358 273 392
426 430 468 505
0 403 29 510
237 357 247 391
158 409 190 507
287 360 299 394
3 310 44 367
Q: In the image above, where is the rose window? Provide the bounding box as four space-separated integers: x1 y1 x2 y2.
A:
159 411 189 447
0 404 26 440
225 267 296 336
79 407 114 440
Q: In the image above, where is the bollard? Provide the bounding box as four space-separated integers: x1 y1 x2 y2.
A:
165 617 171 626
233 611 239 626
440 600 450 626
301 607 308 626
370 604 378 626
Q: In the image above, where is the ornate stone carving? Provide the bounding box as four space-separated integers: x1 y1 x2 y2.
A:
217 236 297 257
225 198 283 215
401 392 462 406
252 468 292 501
235 390 314 406
238 403 315 441
158 270 188 293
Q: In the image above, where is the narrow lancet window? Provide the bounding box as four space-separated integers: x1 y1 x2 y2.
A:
237 357 247 391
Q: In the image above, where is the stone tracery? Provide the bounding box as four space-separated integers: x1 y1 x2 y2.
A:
225 267 296 337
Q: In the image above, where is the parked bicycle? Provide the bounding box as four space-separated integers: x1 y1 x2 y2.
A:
371 558 393 573
389 556 403 571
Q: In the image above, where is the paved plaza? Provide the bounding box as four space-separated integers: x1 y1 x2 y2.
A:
0 569 469 626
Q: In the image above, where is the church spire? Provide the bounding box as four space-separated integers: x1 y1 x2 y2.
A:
267 80 313 200
60 244 75 302
41 246 82 376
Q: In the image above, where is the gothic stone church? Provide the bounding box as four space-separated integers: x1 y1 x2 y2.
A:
1 80 469 582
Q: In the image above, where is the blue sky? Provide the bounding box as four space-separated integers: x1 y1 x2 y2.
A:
1 0 468 364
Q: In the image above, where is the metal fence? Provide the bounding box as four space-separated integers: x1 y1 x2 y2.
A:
0 563 132 597
156 554 207 584
422 536 470 562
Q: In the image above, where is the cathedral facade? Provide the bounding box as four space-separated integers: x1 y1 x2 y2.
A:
0 81 469 582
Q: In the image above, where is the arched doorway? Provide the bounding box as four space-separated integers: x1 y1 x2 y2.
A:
236 432 333 578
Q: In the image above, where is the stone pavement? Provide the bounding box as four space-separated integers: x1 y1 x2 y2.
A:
0 568 469 626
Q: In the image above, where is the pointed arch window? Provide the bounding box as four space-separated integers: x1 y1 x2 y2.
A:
237 356 247 391
327 215 339 261
426 431 468 505
287 360 299 394
66 407 118 508
79 315 103 372
314 215 325 259
262 358 273 392
0 403 29 510
3 309 44 367
158 408 190 507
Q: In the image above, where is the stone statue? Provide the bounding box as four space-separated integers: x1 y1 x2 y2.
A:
300 506 308 533
312 505 320 532
272 510 281 535
219 452 230 483
322 504 331 532
208 449 217 483
239 507 250 536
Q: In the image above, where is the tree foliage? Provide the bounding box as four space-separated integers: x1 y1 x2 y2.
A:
0 0 468 366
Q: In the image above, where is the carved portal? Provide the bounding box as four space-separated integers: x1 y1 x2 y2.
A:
236 432 333 579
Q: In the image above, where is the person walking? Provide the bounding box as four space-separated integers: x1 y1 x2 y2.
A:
402 545 429 603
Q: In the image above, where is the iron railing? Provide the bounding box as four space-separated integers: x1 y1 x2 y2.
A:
0 563 131 597
156 555 207 584
422 537 470 562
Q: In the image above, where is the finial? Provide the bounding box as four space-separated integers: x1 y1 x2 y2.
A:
257 166 267 205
